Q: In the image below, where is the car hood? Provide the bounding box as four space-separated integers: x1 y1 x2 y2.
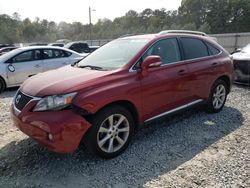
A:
21 65 114 97
232 52 250 61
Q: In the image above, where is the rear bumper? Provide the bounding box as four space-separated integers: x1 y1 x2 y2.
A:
11 104 91 153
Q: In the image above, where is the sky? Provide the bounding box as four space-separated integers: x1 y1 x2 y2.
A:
0 0 182 24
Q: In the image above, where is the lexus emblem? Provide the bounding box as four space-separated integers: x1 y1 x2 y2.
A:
15 95 22 104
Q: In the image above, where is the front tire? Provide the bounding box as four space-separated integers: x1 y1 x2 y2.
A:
0 78 6 93
206 79 228 113
85 105 134 158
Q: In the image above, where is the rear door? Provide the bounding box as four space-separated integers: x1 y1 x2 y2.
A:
7 49 43 85
42 49 73 71
179 37 222 100
140 38 190 121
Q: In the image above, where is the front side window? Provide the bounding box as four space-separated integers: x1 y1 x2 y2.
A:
78 38 150 70
181 38 209 60
142 38 181 65
12 50 41 63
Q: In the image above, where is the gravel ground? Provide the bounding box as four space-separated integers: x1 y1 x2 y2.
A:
0 85 250 188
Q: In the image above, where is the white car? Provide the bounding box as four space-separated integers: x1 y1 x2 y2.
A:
0 46 86 92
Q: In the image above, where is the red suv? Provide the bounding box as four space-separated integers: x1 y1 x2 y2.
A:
11 31 233 158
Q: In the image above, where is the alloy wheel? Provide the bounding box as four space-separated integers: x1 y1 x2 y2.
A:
212 84 226 110
97 114 130 153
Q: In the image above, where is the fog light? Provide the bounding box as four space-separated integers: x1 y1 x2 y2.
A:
48 133 53 141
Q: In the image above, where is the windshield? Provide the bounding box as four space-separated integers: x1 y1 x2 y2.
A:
0 48 22 62
242 44 250 53
77 38 150 69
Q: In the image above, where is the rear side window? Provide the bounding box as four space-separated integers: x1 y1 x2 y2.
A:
63 50 72 57
206 42 221 55
142 38 181 65
43 49 53 59
43 49 69 59
53 49 65 58
180 38 209 60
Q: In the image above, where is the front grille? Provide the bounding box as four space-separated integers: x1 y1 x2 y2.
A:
14 91 33 111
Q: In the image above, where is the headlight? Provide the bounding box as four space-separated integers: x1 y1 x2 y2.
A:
33 92 77 112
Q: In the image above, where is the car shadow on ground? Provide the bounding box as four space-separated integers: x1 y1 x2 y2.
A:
0 87 19 99
0 105 244 187
234 82 250 88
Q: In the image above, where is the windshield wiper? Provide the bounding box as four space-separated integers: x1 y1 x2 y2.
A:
78 65 105 70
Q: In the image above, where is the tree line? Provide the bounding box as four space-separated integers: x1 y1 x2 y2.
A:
0 0 250 43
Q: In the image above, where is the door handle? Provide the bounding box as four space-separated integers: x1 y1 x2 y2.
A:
178 69 187 76
34 64 41 68
212 62 218 67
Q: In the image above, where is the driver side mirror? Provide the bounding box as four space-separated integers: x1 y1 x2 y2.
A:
141 55 161 76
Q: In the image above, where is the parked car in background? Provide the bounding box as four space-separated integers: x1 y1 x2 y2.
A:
11 30 233 158
89 45 100 53
48 43 65 47
0 44 15 49
0 46 86 92
231 43 250 83
64 41 90 53
29 43 48 46
0 46 17 56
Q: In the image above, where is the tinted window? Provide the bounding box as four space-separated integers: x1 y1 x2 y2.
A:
143 38 181 65
43 49 53 59
12 50 41 63
70 43 89 53
206 42 220 55
63 50 72 57
181 38 209 60
54 49 65 58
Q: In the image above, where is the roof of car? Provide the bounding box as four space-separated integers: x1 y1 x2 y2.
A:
120 30 216 43
0 46 82 62
0 46 17 51
18 46 69 50
120 34 156 40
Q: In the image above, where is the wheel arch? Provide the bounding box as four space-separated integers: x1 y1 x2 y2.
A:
94 100 140 130
0 75 7 90
216 75 231 94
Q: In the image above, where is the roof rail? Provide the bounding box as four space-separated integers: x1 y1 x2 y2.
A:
158 30 207 36
119 33 145 38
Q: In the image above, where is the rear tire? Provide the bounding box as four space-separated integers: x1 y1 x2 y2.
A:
206 79 228 113
85 105 134 158
0 77 6 93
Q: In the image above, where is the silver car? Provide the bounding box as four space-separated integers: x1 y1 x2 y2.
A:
0 46 86 92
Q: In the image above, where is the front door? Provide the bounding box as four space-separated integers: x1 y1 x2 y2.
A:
7 49 43 86
139 38 190 121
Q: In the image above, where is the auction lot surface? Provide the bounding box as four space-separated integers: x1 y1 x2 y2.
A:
0 85 250 188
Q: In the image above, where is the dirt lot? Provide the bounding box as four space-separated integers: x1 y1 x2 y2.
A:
0 85 250 188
